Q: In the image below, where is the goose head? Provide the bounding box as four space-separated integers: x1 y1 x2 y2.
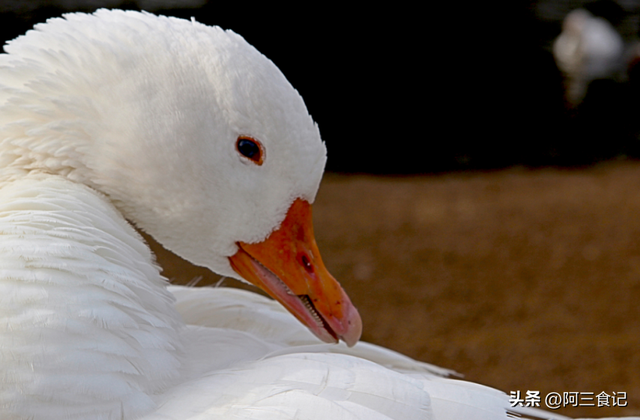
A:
0 10 362 345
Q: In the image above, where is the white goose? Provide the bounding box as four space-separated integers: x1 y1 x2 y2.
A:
553 8 624 106
0 9 636 420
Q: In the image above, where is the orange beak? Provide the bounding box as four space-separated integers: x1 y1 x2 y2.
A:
228 198 362 347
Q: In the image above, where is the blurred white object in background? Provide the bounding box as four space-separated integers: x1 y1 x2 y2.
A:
553 8 624 105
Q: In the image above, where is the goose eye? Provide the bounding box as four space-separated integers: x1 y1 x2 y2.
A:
236 136 264 165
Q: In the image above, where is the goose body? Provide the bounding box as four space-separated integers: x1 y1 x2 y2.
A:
0 9 637 420
0 176 506 420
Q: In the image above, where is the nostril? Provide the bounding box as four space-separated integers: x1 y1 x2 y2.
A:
300 254 313 273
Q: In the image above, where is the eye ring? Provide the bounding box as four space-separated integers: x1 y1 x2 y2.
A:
236 136 264 166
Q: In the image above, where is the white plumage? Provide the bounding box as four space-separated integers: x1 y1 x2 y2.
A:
0 9 636 420
553 8 624 105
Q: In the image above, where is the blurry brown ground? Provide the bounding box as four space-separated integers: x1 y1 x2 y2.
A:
147 160 640 418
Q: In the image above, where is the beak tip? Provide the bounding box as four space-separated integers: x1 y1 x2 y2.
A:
339 306 363 348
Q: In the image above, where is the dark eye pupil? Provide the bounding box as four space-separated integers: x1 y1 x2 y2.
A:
237 139 259 158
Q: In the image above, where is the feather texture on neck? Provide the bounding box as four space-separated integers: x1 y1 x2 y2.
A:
0 174 183 419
